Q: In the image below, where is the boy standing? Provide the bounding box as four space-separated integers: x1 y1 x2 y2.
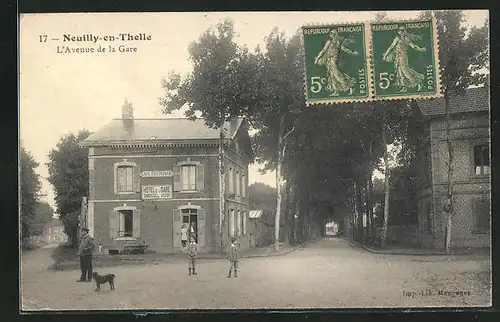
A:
227 237 239 278
187 236 198 275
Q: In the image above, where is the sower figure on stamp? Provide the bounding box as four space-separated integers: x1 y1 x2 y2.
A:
77 228 95 282
187 236 198 275
227 237 239 278
382 25 426 93
314 29 359 97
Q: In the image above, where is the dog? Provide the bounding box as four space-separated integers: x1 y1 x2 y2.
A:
92 272 115 292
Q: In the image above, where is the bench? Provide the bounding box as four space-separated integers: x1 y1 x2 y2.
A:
121 243 148 254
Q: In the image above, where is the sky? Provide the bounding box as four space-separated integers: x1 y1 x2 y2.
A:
19 10 489 209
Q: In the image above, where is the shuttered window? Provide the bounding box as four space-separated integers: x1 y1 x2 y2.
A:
242 211 247 235
229 209 235 237
173 162 205 192
114 161 140 194
110 208 141 238
236 210 241 235
241 173 246 197
181 165 196 191
474 145 490 176
473 197 490 233
228 167 234 193
117 166 133 192
236 171 241 196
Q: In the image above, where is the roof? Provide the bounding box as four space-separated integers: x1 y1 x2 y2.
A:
82 117 244 146
417 87 489 116
249 210 263 219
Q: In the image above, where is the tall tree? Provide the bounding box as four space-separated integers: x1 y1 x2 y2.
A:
20 145 42 243
160 19 258 253
251 29 305 250
420 10 489 251
47 130 91 245
160 21 304 251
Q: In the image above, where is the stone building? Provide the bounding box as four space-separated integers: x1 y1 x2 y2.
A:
81 100 252 253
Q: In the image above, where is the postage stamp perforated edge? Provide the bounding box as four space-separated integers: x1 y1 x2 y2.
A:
367 16 443 102
301 21 374 106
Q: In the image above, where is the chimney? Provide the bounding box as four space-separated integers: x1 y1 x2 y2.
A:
122 98 134 119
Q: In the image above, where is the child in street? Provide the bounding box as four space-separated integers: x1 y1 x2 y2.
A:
227 237 239 278
187 236 198 275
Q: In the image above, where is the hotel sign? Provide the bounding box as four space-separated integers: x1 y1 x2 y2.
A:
142 185 172 199
140 170 173 178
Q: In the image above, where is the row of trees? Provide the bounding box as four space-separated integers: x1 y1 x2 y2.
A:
46 130 91 246
159 10 488 250
21 129 91 248
20 146 54 247
24 10 487 251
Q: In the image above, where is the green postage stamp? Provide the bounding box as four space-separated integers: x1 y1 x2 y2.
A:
302 23 369 105
370 18 441 100
302 18 441 105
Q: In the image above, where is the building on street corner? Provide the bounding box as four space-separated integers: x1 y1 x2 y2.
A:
80 100 253 254
414 87 490 249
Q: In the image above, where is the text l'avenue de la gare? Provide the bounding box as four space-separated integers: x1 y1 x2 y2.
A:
39 33 153 55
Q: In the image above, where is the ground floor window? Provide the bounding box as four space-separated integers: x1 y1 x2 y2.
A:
118 210 134 237
110 208 141 239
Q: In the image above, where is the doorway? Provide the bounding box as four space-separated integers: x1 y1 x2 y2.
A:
182 208 198 242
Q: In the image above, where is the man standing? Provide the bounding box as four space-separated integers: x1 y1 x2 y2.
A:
77 228 95 282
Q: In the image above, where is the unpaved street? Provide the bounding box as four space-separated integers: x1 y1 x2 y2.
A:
21 238 491 310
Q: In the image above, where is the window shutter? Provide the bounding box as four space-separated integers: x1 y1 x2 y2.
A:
196 163 205 191
173 209 182 248
242 174 246 197
243 211 247 235
173 164 181 192
133 209 141 238
113 164 118 195
198 208 206 246
228 209 233 237
134 164 141 193
109 210 118 238
472 199 479 230
236 171 240 196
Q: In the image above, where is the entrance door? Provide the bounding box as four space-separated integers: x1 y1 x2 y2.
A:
182 208 198 242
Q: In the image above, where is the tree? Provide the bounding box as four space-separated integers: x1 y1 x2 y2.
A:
47 130 91 246
20 145 42 243
248 182 277 211
31 201 55 236
160 19 259 253
251 29 305 250
160 20 304 251
420 10 489 251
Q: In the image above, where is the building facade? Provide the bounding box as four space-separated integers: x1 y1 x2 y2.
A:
81 101 252 253
415 87 490 249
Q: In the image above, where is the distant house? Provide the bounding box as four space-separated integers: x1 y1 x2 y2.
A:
42 218 67 244
248 210 274 247
80 100 253 254
414 87 490 249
